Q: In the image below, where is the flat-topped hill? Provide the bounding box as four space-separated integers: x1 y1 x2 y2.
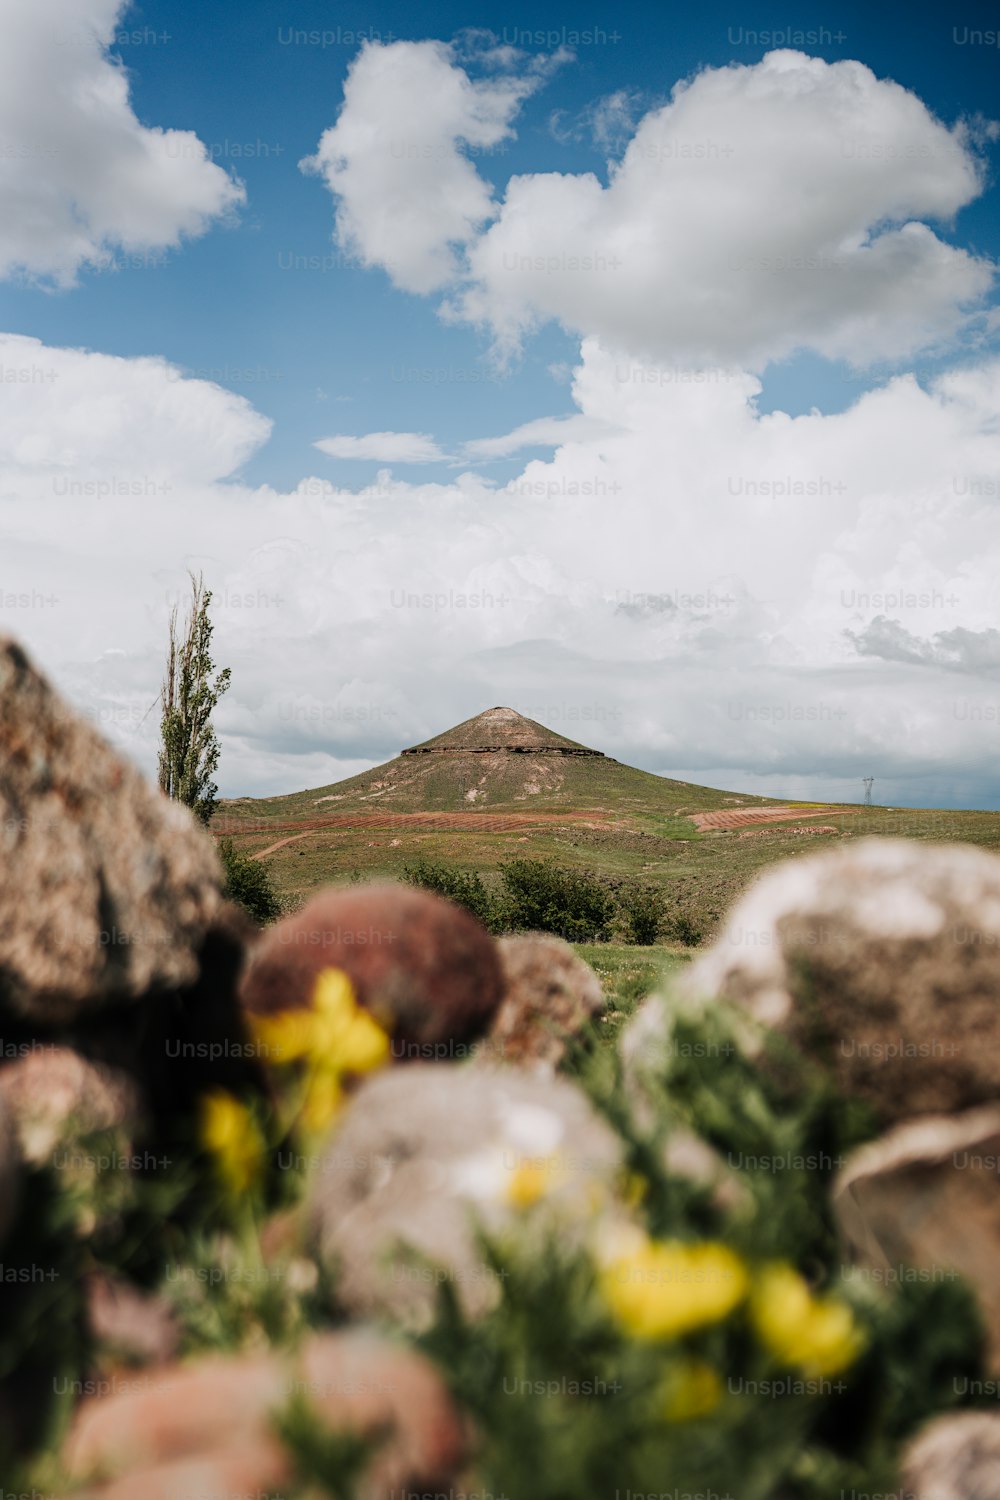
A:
402 707 606 758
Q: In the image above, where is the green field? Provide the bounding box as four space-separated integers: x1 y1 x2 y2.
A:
217 803 1000 945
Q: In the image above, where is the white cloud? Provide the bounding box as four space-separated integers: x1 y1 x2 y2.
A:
0 333 270 482
460 50 996 366
301 39 541 295
306 42 996 369
463 413 612 459
0 0 245 285
5 333 1000 807
315 431 448 463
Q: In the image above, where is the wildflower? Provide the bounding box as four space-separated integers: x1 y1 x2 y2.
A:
506 1153 566 1209
200 1091 265 1197
253 967 390 1133
600 1237 748 1340
751 1263 866 1377
662 1358 723 1421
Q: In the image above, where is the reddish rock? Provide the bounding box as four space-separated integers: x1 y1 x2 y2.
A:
63 1329 467 1500
240 882 503 1051
481 932 606 1069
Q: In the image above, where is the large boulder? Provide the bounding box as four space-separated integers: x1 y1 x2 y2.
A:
480 932 606 1069
834 1107 1000 1368
62 1329 467 1500
678 838 1000 1123
240 882 503 1053
306 1063 624 1327
0 637 223 1024
900 1412 1000 1500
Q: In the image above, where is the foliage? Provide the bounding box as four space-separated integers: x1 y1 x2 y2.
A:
7 965 993 1499
403 859 502 931
418 999 987 1500
218 836 282 924
158 572 231 825
617 882 664 944
500 858 615 941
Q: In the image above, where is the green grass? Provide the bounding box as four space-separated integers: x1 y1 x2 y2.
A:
573 942 692 1046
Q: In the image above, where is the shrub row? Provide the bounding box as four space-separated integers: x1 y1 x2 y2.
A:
403 858 703 946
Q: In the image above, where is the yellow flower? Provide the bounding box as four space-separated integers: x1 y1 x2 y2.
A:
662 1358 723 1422
253 968 390 1134
506 1153 566 1209
600 1238 748 1341
200 1091 265 1198
751 1263 866 1377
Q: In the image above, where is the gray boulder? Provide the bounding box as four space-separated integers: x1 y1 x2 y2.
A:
678 838 1000 1123
480 932 606 1069
834 1106 1000 1369
0 636 223 1024
306 1063 624 1327
901 1412 1000 1500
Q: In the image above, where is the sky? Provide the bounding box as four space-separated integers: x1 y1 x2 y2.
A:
1 0 1000 808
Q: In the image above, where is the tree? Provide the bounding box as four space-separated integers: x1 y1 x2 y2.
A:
217 838 282 925
158 573 231 825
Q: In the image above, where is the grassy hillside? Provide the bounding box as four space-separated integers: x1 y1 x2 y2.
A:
220 747 764 820
216 708 1000 940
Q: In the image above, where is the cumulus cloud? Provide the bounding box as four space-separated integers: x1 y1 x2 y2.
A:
315 431 448 463
460 50 996 366
300 39 542 294
0 0 245 285
5 333 1000 806
307 42 996 368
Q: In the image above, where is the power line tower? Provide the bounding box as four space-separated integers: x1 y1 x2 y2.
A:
863 777 874 807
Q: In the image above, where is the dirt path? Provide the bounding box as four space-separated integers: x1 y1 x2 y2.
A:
249 831 314 860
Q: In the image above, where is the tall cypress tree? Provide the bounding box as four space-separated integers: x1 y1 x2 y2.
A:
157 573 231 825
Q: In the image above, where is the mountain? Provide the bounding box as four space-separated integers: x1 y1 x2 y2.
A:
224 706 743 820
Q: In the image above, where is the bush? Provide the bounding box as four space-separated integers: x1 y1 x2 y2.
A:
403 861 501 932
218 837 282 925
500 859 614 943
617 884 663 945
662 908 704 947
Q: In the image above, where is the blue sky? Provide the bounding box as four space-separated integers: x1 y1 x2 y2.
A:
2 0 1000 806
4 0 1000 491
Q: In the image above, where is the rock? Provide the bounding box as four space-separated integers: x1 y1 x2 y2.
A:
62 1329 467 1500
900 1412 1000 1499
480 932 605 1069
0 636 223 1024
85 1272 180 1366
240 882 503 1053
0 1046 140 1166
833 1106 1000 1367
306 1063 624 1327
679 838 1000 1123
